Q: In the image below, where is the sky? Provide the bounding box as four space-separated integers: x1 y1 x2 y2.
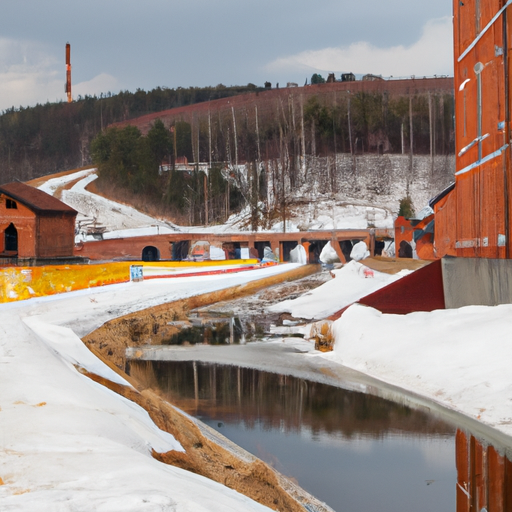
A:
0 0 453 112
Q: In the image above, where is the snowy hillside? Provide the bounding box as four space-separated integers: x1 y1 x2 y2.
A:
39 168 399 241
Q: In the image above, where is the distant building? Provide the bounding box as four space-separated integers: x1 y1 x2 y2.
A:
286 82 298 88
159 156 209 174
326 73 336 83
362 74 384 81
0 182 77 259
341 73 356 82
264 82 272 89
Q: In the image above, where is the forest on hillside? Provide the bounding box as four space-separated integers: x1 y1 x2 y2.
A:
0 79 455 226
90 86 455 226
0 84 263 184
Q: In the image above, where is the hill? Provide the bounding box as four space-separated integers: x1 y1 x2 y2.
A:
91 77 455 227
0 77 455 227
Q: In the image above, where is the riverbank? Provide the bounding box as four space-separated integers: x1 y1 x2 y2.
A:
0 263 325 512
127 260 512 455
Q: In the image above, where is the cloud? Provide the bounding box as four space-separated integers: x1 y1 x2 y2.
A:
265 17 454 78
74 73 120 99
0 38 63 110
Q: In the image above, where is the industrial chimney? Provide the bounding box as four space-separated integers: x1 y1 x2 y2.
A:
65 43 72 103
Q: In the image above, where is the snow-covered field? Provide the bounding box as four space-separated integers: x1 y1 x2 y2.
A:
57 171 179 242
0 264 302 511
273 261 512 442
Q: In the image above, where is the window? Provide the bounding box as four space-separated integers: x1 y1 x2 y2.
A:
6 199 17 209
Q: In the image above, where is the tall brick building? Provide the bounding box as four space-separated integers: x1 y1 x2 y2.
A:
0 182 77 259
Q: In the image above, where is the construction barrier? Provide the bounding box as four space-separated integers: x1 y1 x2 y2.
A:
0 259 261 304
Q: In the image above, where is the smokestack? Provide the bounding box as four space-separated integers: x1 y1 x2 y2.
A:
65 43 72 103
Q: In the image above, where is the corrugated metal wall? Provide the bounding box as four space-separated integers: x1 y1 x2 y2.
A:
449 0 512 258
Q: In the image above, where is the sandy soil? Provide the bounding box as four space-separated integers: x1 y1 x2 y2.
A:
81 367 308 512
361 256 430 274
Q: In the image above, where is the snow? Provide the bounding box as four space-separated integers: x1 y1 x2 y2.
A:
16 167 512 504
37 168 96 196
296 200 393 230
265 259 512 440
350 241 370 261
1 265 300 511
268 260 409 319
57 173 179 241
37 169 394 238
324 303 512 437
289 244 307 264
266 258 512 440
318 241 339 264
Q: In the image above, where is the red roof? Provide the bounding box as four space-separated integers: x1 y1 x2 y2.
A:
0 182 77 216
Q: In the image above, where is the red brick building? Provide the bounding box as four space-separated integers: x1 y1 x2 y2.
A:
0 182 77 259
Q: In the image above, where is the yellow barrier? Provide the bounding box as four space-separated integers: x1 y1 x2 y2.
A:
0 259 261 304
0 263 131 303
141 259 259 268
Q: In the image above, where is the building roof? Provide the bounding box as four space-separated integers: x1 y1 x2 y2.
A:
0 182 77 216
429 182 455 209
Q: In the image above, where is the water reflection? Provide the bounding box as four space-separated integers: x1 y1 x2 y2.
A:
129 360 456 511
133 361 453 438
162 312 279 346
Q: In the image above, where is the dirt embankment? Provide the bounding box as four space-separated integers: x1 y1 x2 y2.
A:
82 264 327 512
83 264 320 371
81 368 305 512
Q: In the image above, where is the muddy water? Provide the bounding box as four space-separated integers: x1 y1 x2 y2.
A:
129 360 457 512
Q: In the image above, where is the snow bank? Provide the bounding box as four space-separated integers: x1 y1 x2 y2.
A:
37 168 96 195
325 303 512 437
350 241 370 261
1 266 304 511
269 260 406 319
319 241 340 265
289 244 307 264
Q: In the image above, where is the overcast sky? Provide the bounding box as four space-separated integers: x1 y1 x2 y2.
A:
0 0 453 111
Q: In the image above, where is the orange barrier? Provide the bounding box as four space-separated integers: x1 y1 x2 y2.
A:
0 262 131 303
0 259 263 304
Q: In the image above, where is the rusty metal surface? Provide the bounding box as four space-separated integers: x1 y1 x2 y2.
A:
456 429 512 512
356 259 445 314
449 0 512 258
433 188 457 257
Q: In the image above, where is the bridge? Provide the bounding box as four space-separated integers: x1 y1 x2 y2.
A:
74 228 393 263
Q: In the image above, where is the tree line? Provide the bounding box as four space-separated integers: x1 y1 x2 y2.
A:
0 80 455 226
0 83 263 184
89 87 454 227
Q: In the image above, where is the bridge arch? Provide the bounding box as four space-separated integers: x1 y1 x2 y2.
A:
142 246 160 261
